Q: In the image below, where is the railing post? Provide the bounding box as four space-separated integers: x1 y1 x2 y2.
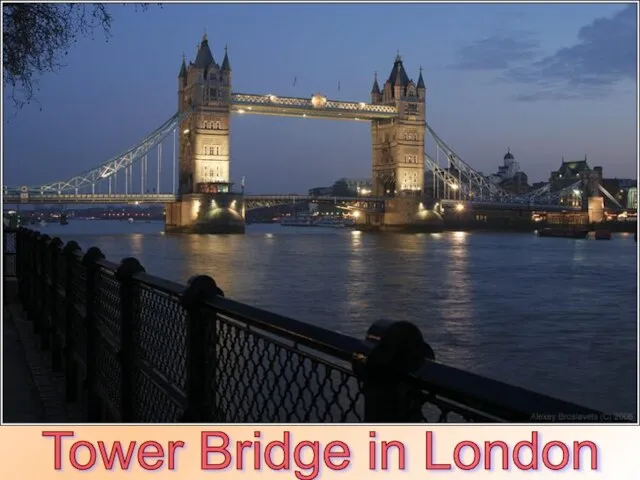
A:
353 319 435 422
17 228 31 308
82 246 105 418
115 257 145 422
62 241 83 404
34 233 50 338
23 230 38 324
47 237 64 370
181 275 224 422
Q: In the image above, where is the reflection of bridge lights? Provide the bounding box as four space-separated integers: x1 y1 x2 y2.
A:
211 200 218 208
455 203 464 211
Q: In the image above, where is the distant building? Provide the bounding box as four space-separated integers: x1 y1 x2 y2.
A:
338 178 372 195
485 149 529 195
628 187 637 209
601 178 637 209
549 156 603 207
308 186 333 197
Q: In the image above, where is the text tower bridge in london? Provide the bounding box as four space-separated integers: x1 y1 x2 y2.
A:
4 35 589 233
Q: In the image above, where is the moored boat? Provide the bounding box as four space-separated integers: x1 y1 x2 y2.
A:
281 213 315 227
537 228 588 239
594 230 612 240
314 216 355 228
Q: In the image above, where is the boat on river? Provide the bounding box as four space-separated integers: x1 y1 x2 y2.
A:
281 213 314 227
594 230 612 240
314 217 355 228
537 228 589 239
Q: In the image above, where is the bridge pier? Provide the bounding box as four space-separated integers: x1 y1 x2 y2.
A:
165 193 245 234
357 197 444 232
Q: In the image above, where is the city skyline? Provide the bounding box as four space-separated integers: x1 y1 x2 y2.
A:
2 2 637 194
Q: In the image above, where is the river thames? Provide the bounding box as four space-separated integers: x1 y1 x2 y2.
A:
37 220 637 415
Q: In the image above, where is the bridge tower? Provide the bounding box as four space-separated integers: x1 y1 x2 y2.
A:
366 55 441 232
370 54 426 197
166 34 245 234
178 34 232 194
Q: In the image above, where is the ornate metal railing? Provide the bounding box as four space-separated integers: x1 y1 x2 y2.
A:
7 227 621 423
3 228 17 277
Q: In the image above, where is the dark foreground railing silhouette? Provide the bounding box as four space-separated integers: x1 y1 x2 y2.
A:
3 227 618 423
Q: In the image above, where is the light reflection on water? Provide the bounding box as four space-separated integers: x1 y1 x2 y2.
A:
40 219 637 413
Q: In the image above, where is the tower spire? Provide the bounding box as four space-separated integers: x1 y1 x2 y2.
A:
371 71 381 94
222 44 231 71
417 66 425 89
178 53 187 78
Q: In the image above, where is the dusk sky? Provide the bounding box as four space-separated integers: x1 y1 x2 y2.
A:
3 2 637 194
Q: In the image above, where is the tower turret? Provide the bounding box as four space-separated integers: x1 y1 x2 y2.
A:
221 45 231 71
371 71 381 103
416 66 425 101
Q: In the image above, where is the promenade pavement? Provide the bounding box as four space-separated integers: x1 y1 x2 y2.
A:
2 309 46 422
2 280 78 422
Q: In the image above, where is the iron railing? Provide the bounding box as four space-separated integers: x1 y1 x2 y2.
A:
5 227 622 423
3 228 17 277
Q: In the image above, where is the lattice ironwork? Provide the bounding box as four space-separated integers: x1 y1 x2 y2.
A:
132 368 185 422
95 269 122 338
211 314 364 423
3 230 17 277
134 283 188 390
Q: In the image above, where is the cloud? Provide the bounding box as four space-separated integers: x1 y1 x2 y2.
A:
451 35 540 70
508 4 636 100
452 5 637 101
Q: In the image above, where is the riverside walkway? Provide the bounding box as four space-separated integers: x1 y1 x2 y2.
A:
2 227 622 423
3 290 45 422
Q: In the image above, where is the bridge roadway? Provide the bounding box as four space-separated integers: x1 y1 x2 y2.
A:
2 192 580 212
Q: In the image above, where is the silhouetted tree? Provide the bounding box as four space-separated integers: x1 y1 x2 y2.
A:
3 3 155 111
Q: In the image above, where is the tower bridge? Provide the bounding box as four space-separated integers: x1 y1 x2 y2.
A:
3 34 602 232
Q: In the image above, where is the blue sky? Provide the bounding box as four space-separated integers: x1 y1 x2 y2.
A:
3 2 637 194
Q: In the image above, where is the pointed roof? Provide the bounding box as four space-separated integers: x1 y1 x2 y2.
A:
178 53 187 78
194 33 214 69
371 71 380 94
387 51 410 88
417 66 425 89
221 45 230 71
